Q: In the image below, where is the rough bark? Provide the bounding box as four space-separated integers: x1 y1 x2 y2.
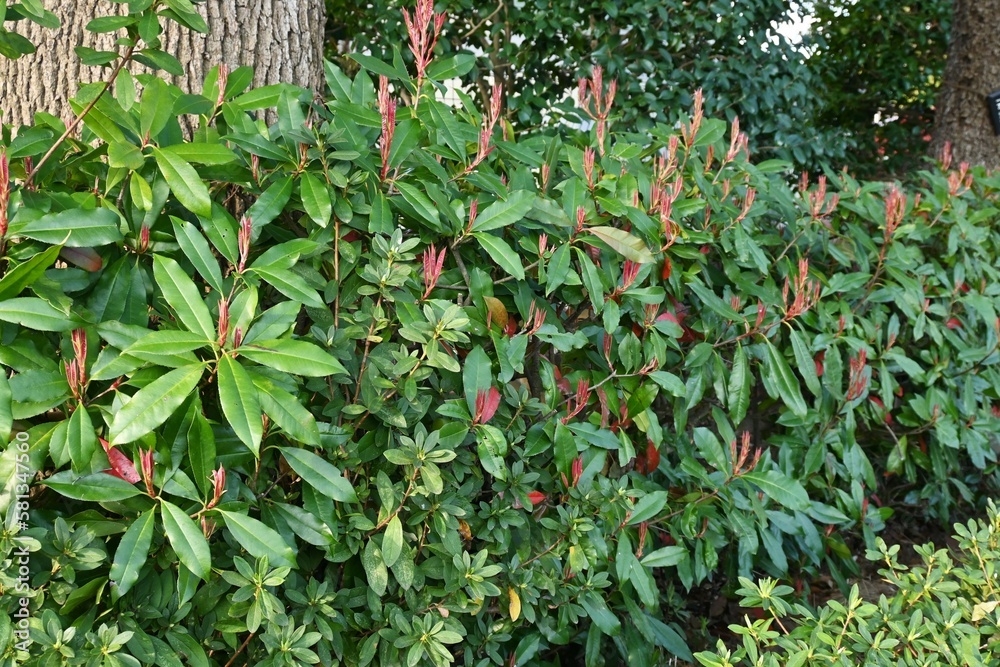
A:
931 0 1000 167
0 0 325 128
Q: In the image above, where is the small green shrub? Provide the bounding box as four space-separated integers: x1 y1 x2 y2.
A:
697 500 1000 667
1 1 1000 666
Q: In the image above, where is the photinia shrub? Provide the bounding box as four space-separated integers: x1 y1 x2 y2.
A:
2 1 1000 665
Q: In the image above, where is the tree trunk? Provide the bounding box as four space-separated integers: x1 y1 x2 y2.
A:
0 0 325 128
931 0 1000 167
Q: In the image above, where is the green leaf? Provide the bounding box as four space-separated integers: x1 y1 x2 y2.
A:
579 592 621 636
299 172 332 227
587 226 655 263
44 471 142 501
425 53 476 80
8 126 54 158
110 509 156 597
252 381 319 446
0 298 80 331
161 500 212 580
236 339 347 377
279 447 357 502
763 339 808 417
0 245 61 300
170 217 224 293
789 328 821 398
108 141 145 170
140 77 173 140
123 331 213 363
86 15 137 33
382 515 403 568
395 181 441 231
134 48 184 76
218 509 296 568
553 421 577 477
153 255 216 341
217 355 262 456
67 405 98 471
162 142 238 165
187 409 216 497
472 191 536 232
742 470 810 511
728 343 750 425
476 424 507 480
348 53 406 80
250 265 326 309
246 176 294 229
641 545 688 568
110 364 205 445
475 233 524 280
153 147 212 217
462 345 492 415
628 490 668 525
362 539 388 597
14 207 123 247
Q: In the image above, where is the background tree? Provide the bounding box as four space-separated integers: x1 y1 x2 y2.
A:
805 0 951 178
930 0 1000 167
0 0 326 128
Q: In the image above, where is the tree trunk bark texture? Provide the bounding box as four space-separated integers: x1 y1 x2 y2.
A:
931 0 1000 168
0 0 325 128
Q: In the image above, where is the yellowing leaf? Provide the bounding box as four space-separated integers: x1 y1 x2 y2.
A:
508 587 521 622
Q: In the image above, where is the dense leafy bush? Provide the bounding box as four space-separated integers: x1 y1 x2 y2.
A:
2 1 1000 666
698 500 1000 667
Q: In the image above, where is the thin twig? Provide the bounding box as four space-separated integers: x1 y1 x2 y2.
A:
223 632 255 667
26 45 136 186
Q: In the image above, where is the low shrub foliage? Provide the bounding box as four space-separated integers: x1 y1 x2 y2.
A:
1 1 1000 666
698 500 1000 667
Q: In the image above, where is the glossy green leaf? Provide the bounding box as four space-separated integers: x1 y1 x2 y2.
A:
0 244 61 300
628 490 668 525
152 254 216 341
728 343 750 425
462 345 492 415
218 509 297 568
0 298 80 331
161 500 212 580
110 509 156 597
236 339 347 377
44 471 141 501
246 176 294 229
472 191 536 232
140 77 173 140
153 146 212 217
382 515 403 568
579 592 621 636
641 545 688 568
743 470 810 511
279 447 357 502
170 217 225 293
763 339 808 417
250 265 326 309
14 207 122 247
109 364 205 445
299 172 333 227
475 232 525 280
217 355 262 456
67 405 98 471
253 377 321 446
